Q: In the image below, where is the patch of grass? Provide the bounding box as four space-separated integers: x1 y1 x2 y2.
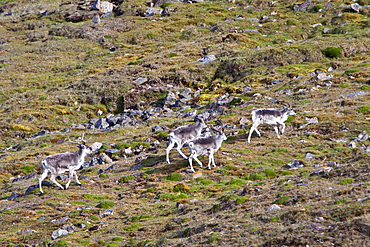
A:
131 215 152 222
334 199 347 205
338 82 350 88
119 175 135 183
51 240 69 247
207 236 220 243
164 173 182 181
235 196 249 205
280 170 291 176
357 106 370 114
21 164 35 173
339 178 353 185
269 216 279 222
313 4 324 12
82 194 109 201
146 187 155 193
196 177 213 185
227 178 246 187
123 223 142 231
173 183 190 193
322 47 342 58
264 169 277 178
343 69 360 75
96 201 115 209
246 173 265 181
160 192 190 201
274 195 290 205
168 53 178 58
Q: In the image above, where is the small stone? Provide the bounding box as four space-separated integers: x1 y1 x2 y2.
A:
266 204 281 211
51 229 70 240
305 153 316 159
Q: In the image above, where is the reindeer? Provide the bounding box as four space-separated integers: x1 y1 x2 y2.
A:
187 129 227 172
247 107 296 143
38 133 92 194
166 118 207 164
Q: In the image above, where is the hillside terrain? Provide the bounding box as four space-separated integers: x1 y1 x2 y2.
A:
0 0 370 246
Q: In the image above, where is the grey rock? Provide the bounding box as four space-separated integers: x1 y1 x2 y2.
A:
152 125 164 132
305 153 316 159
90 142 103 153
350 3 361 13
91 0 114 13
92 14 101 23
347 91 368 98
145 7 162 16
134 77 148 85
353 131 369 141
163 91 178 107
197 55 216 65
285 160 304 169
52 216 69 224
94 118 110 129
20 228 37 234
51 229 70 240
266 204 281 211
293 0 312 12
99 210 114 216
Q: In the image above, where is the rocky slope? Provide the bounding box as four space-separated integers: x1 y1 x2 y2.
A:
0 0 370 246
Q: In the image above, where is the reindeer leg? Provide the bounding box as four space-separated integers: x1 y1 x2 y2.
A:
193 155 203 169
39 170 49 194
176 144 188 160
273 125 281 138
280 123 286 135
166 140 175 164
50 174 65 190
72 170 82 185
208 151 216 170
188 156 196 173
247 126 255 143
211 150 217 168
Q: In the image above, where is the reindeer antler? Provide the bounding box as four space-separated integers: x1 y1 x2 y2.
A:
67 131 91 145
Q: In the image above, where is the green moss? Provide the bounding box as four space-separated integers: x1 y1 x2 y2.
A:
334 199 347 205
160 192 190 201
196 177 213 185
339 178 353 185
96 201 115 209
247 173 265 181
280 170 291 176
123 223 142 231
131 215 152 222
313 4 324 12
51 240 69 247
21 164 35 173
119 175 135 183
164 173 182 181
235 196 249 205
146 187 155 193
89 215 99 221
207 236 220 243
338 82 350 88
264 169 277 178
357 106 370 114
82 194 109 201
269 216 279 222
322 47 342 58
227 178 246 187
274 195 290 205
